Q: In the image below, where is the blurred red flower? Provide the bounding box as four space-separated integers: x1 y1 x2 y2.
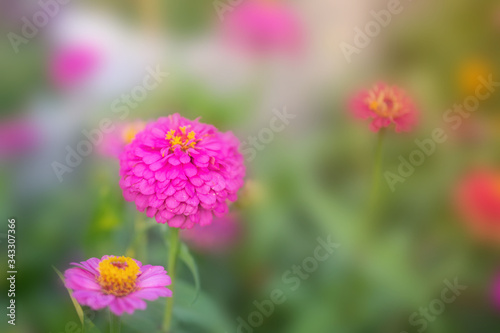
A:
454 169 500 242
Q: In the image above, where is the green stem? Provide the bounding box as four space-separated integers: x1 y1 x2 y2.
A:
135 213 147 262
162 228 180 332
109 311 120 333
367 129 386 222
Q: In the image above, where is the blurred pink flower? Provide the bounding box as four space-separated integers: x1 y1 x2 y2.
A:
119 114 245 229
454 168 500 243
98 121 146 158
350 82 418 133
181 213 241 253
223 0 303 55
0 117 40 157
492 272 500 309
64 255 171 316
49 45 100 89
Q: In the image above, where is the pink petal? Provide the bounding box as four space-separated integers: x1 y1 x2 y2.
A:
64 268 100 291
132 287 172 300
72 290 114 310
168 215 186 228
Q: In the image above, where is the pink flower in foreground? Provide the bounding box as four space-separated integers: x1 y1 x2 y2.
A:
64 256 171 316
98 121 146 158
119 114 245 229
181 214 241 253
49 45 100 89
350 82 418 133
223 0 303 54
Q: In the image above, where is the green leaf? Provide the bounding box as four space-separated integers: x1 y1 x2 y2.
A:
53 266 85 325
53 266 101 333
122 281 232 333
174 280 233 332
179 243 201 304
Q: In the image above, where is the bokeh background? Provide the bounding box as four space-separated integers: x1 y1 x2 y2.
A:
1 0 500 332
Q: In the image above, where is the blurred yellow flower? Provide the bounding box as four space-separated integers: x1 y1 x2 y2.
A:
458 58 493 95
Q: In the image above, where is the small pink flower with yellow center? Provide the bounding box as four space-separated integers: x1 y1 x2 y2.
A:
350 82 418 133
64 255 171 316
98 121 146 158
122 122 145 145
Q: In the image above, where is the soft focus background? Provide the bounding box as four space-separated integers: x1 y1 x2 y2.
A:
1 0 500 332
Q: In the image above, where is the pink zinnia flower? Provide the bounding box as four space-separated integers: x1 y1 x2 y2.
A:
492 272 500 310
98 121 146 158
181 214 241 253
64 256 172 316
0 117 40 157
223 0 303 55
49 45 100 90
350 82 418 133
119 114 245 229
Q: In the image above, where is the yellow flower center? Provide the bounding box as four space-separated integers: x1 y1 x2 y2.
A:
98 256 140 296
367 88 402 119
122 123 145 144
165 125 199 151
